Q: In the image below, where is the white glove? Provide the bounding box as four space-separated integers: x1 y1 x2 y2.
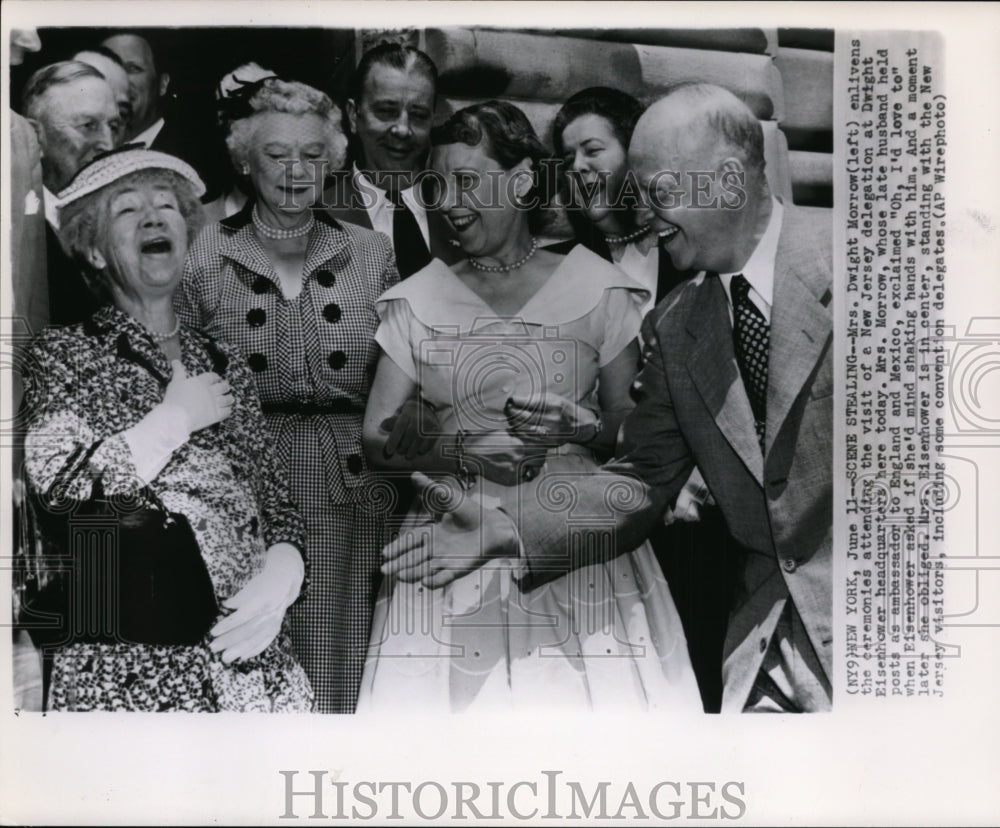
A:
209 543 305 663
163 359 233 433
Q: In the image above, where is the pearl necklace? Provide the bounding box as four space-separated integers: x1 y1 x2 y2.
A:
467 237 539 273
252 205 314 240
145 317 181 343
603 224 651 246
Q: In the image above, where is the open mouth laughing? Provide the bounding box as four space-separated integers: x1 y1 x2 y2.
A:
448 213 478 233
658 225 680 243
140 237 173 254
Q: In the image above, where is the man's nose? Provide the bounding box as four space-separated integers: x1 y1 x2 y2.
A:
389 112 413 137
93 123 115 153
635 202 654 227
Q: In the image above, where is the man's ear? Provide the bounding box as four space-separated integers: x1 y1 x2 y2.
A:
25 118 45 155
719 156 746 178
158 72 171 98
85 247 107 271
345 99 358 135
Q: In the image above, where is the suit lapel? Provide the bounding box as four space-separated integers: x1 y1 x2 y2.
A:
765 210 832 457
322 171 374 229
685 275 764 485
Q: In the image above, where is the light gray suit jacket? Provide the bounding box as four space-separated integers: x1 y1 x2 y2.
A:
515 205 833 711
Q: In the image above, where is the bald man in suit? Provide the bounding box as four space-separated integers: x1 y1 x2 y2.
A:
383 83 833 713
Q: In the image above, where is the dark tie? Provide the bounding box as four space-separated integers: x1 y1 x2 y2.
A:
387 190 431 279
731 274 769 451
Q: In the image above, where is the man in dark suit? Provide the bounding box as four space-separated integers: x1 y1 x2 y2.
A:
382 83 833 713
101 31 221 199
324 42 462 274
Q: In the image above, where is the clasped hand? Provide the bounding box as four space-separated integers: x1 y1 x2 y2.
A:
504 391 599 448
379 397 439 460
164 360 233 432
461 430 548 487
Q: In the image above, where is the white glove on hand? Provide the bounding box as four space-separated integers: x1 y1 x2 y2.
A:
163 359 234 433
209 543 304 664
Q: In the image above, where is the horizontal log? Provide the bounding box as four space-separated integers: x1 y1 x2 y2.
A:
777 28 834 52
789 150 833 207
774 47 833 131
789 150 833 188
426 28 783 120
522 27 776 55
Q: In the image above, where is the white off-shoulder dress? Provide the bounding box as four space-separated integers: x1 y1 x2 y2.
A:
358 246 701 712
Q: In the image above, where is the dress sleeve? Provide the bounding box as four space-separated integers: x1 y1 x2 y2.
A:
374 298 418 381
598 286 644 367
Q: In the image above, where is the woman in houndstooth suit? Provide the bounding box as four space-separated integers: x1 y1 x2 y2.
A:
177 78 398 713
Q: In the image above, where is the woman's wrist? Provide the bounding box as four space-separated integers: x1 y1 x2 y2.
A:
265 542 305 595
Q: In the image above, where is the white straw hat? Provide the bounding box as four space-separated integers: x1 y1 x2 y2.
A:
56 144 206 209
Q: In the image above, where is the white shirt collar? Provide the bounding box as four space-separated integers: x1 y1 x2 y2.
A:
130 117 166 148
351 163 429 244
718 198 783 322
44 186 59 228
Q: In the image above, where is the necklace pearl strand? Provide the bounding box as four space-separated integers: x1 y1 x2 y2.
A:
145 317 181 343
252 205 314 240
603 224 651 246
467 237 539 273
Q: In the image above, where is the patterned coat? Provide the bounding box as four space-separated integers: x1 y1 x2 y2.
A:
177 203 398 713
23 305 312 712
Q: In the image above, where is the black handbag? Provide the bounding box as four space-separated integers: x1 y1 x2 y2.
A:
19 474 220 649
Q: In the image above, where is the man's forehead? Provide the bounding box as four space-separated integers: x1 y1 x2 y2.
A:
42 78 114 110
104 35 153 65
362 64 433 101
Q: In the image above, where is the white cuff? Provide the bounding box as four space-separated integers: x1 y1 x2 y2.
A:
122 403 192 486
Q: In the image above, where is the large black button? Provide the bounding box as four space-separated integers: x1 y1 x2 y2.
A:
315 269 336 288
246 308 266 327
346 454 363 474
248 353 268 372
252 277 270 295
327 350 347 370
323 302 342 324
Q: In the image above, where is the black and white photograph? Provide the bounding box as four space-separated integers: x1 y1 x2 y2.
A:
1 1 997 824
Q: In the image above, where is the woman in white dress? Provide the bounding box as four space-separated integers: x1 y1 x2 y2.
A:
358 101 700 712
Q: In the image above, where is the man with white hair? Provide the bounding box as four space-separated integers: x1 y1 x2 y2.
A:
23 60 119 323
383 83 834 714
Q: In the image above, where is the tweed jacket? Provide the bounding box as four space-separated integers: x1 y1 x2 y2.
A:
515 205 833 711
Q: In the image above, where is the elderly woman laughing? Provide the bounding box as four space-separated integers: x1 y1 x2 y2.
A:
22 147 312 712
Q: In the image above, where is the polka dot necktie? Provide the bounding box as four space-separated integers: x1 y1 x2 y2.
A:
388 189 431 279
731 273 769 451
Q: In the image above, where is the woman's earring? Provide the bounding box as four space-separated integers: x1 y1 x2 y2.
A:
240 164 250 176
